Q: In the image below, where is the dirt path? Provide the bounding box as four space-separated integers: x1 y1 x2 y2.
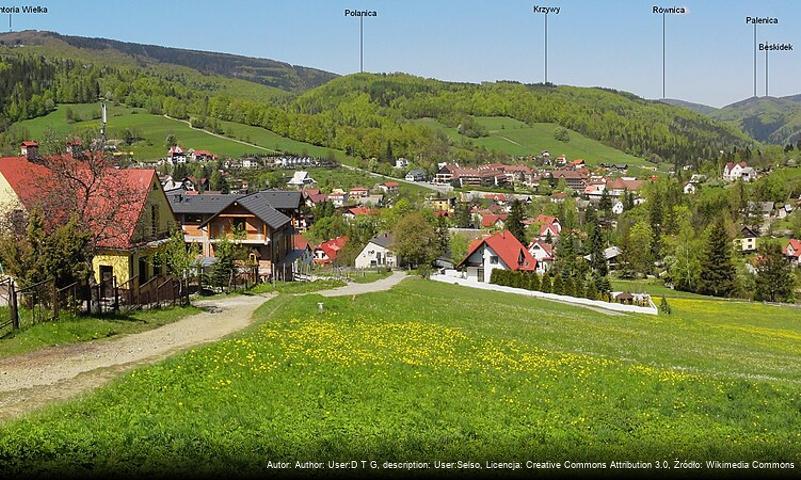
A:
0 294 272 421
318 271 409 297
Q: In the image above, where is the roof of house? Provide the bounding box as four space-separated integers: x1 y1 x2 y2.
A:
167 190 239 214
250 190 302 210
740 225 759 238
293 234 310 251
458 230 537 271
368 232 394 249
20 140 38 147
785 239 801 257
528 240 554 258
0 155 159 250
316 236 348 260
383 181 399 187
606 177 644 191
233 192 292 229
481 213 508 228
345 207 379 217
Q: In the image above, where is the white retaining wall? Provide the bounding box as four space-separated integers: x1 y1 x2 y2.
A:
431 271 659 316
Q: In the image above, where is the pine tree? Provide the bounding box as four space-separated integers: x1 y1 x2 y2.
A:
659 296 672 314
649 190 663 261
455 202 471 228
540 272 552 293
507 199 526 244
589 222 607 276
599 188 612 214
552 273 564 295
754 243 796 303
527 272 541 291
698 218 736 297
563 276 576 297
585 278 599 300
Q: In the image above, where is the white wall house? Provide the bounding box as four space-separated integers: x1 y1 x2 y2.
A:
456 230 537 283
355 233 397 269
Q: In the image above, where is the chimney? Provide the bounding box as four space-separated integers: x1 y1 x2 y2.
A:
20 141 38 160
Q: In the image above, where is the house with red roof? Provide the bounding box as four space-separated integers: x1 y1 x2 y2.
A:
456 230 537 282
313 236 349 265
480 212 507 229
378 181 399 194
343 207 379 222
0 155 177 288
784 239 801 267
527 239 554 273
349 186 369 198
534 214 561 241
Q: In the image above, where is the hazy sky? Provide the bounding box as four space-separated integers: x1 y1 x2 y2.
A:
10 0 801 107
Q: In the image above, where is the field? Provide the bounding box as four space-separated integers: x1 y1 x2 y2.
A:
1 279 801 475
12 104 355 163
416 116 650 168
0 305 200 359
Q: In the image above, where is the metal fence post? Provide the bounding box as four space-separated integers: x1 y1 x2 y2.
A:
51 281 59 321
113 277 119 313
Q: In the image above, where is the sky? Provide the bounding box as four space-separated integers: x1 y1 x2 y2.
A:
9 0 801 107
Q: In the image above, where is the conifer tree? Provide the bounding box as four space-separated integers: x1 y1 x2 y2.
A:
506 199 527 244
754 243 796 303
698 218 736 297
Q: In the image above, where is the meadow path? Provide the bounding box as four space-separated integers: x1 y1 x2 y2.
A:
318 271 409 297
0 293 272 420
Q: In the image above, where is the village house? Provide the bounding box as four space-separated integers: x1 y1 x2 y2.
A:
288 171 317 188
552 168 590 190
456 230 537 283
0 155 177 289
349 186 370 198
191 149 217 163
378 181 399 194
394 158 409 169
343 207 379 222
405 168 427 182
605 177 644 197
354 233 397 269
284 234 314 276
612 200 625 215
736 226 759 253
784 239 801 267
583 246 623 271
327 189 349 207
527 239 554 273
167 145 187 163
480 212 507 229
166 189 302 279
314 236 348 265
683 182 697 195
429 196 456 214
723 161 756 182
535 214 561 241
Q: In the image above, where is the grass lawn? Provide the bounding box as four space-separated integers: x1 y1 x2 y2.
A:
0 305 200 359
1 279 801 474
248 279 346 295
416 116 648 168
347 270 392 284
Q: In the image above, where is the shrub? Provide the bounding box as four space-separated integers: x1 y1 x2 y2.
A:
540 272 552 293
552 274 564 295
659 296 672 315
527 272 541 291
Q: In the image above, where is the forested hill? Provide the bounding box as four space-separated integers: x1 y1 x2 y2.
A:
709 95 801 146
0 30 337 92
0 31 756 168
286 74 753 166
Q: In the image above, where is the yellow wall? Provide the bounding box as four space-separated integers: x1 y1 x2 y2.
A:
0 172 21 217
92 253 132 285
130 175 178 244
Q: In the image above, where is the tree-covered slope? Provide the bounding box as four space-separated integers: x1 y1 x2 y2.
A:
711 96 801 146
0 30 337 92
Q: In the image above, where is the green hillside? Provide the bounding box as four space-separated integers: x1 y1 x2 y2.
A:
711 96 801 145
0 30 336 93
12 104 355 162
415 116 649 166
2 279 801 473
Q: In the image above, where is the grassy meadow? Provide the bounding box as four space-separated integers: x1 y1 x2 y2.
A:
416 116 649 168
1 279 801 475
12 104 355 163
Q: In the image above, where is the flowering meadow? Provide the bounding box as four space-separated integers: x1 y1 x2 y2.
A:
1 280 801 475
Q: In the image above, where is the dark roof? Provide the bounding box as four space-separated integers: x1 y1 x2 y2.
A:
369 233 394 249
167 189 301 216
236 192 291 229
167 190 239 214
248 190 302 210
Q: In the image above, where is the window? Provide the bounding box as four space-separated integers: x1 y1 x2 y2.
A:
489 256 499 265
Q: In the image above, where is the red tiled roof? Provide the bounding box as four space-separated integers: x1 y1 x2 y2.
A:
315 236 348 264
528 239 554 258
785 239 801 258
481 213 508 228
20 141 38 147
346 207 379 216
383 181 399 188
459 230 537 271
535 214 559 225
0 156 158 250
606 177 644 191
